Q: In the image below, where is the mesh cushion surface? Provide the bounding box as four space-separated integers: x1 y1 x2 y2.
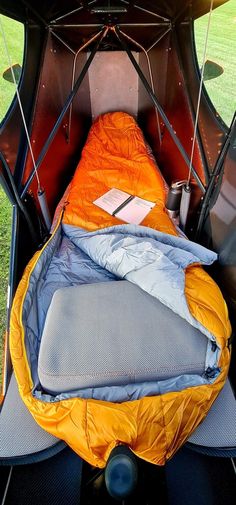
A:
0 374 59 459
188 379 236 447
38 281 208 394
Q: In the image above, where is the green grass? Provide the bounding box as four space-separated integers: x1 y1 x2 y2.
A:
0 187 12 381
0 15 24 384
195 0 236 126
0 14 24 120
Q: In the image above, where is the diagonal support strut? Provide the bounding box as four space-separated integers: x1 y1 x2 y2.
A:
21 27 107 198
114 25 206 194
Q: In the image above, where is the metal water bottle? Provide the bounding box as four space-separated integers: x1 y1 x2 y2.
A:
166 181 186 218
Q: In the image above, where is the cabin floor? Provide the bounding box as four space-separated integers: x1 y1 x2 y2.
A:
0 447 235 504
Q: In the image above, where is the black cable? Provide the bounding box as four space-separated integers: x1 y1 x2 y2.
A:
0 152 38 245
114 25 206 194
21 27 107 198
195 112 236 240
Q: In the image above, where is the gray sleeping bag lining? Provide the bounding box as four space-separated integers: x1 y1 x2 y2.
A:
21 223 221 404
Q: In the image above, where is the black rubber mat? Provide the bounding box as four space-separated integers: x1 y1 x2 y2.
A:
166 447 236 505
80 458 168 504
0 466 11 501
2 447 82 505
1 446 235 504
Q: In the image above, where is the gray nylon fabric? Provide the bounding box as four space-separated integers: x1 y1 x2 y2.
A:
0 374 59 458
20 223 221 403
38 281 208 394
23 231 115 387
34 374 217 403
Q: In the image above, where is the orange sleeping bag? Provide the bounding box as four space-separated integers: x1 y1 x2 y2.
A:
63 111 175 234
10 112 231 467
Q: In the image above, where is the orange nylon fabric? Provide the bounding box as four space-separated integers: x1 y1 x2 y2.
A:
10 112 231 467
63 112 176 235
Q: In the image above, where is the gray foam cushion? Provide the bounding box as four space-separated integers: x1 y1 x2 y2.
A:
38 281 208 394
0 374 59 459
188 379 236 447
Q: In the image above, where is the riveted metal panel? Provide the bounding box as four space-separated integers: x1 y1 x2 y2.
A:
88 51 139 119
